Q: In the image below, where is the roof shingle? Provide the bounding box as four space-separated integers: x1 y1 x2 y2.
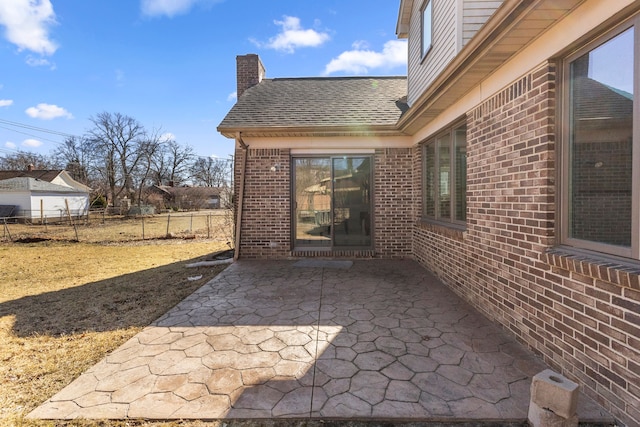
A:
218 76 408 137
0 170 64 182
0 177 87 193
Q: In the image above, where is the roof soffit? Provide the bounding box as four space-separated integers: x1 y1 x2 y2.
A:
399 0 587 134
397 0 415 38
218 125 406 139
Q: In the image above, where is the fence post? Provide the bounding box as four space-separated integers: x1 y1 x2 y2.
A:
40 199 44 225
166 214 171 237
190 214 193 231
207 214 211 239
3 218 12 241
142 216 145 240
64 199 73 225
65 199 79 241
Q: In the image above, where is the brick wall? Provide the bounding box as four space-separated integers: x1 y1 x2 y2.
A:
236 148 291 258
413 61 640 426
374 148 413 258
235 148 414 259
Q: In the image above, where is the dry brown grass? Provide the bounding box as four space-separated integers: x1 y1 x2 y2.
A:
2 210 234 244
0 239 233 427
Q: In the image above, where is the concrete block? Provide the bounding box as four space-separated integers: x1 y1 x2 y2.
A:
528 401 579 427
530 369 580 419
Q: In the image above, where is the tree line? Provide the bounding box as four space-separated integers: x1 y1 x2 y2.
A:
0 112 232 207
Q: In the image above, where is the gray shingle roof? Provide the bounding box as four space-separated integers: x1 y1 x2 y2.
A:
0 177 86 193
574 77 633 121
0 169 64 181
218 76 408 137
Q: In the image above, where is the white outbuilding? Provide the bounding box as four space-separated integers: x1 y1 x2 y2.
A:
0 177 89 221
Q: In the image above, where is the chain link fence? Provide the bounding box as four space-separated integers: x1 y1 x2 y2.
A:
1 209 234 244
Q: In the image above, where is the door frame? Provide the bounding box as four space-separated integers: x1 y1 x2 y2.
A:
291 154 374 251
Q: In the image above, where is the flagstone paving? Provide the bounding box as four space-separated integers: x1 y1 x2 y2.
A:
29 259 613 423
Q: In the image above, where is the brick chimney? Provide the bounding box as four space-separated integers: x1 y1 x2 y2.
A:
236 54 265 99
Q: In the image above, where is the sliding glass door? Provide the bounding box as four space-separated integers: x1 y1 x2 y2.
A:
293 156 372 249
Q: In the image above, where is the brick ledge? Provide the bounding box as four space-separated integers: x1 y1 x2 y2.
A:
545 247 640 290
415 220 466 241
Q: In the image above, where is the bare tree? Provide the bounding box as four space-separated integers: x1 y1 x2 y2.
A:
1 112 217 211
151 140 194 186
52 136 94 185
134 128 167 206
190 157 231 187
0 151 58 170
88 112 147 205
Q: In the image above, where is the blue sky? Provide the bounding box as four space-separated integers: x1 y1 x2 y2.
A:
0 0 407 161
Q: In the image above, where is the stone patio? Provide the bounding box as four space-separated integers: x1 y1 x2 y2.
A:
29 259 613 423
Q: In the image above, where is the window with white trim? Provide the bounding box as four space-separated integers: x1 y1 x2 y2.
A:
423 121 467 225
421 0 432 58
561 18 639 259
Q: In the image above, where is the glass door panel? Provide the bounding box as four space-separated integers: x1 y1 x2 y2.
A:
294 158 332 247
332 157 372 247
437 134 451 219
454 127 467 222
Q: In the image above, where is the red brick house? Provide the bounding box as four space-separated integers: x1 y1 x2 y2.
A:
218 1 640 425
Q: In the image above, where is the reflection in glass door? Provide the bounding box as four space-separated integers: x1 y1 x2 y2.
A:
294 158 332 247
332 157 371 247
293 156 372 249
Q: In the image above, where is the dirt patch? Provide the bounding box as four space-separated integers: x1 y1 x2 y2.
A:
14 237 52 243
207 248 235 260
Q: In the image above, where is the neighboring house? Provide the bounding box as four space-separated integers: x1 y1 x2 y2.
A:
0 177 90 221
218 1 640 425
0 167 93 193
151 184 228 210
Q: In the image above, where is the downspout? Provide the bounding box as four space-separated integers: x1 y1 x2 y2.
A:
234 132 248 261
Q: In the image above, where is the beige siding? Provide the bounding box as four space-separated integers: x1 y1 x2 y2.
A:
462 1 503 46
407 0 504 106
407 0 457 106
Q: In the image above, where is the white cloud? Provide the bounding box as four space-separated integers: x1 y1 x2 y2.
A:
351 40 370 50
5 141 17 149
23 138 42 148
0 0 58 55
253 16 330 54
115 69 125 87
160 132 175 142
323 40 407 76
141 0 221 17
26 55 55 69
25 103 73 120
0 99 13 107
227 91 237 102
141 0 195 17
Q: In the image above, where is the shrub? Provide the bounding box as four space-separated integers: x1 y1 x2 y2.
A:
90 195 107 208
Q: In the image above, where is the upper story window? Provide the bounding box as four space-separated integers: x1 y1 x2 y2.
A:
561 17 638 260
421 0 433 58
423 121 467 226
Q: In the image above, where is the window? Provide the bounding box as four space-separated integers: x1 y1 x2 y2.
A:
421 0 432 58
561 18 638 259
423 121 467 225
